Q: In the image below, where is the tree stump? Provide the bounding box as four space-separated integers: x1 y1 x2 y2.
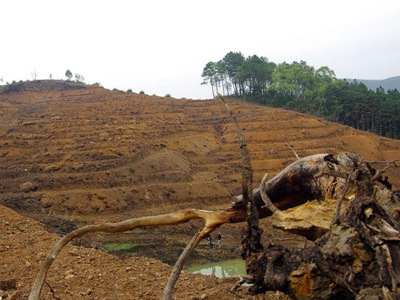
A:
246 153 400 299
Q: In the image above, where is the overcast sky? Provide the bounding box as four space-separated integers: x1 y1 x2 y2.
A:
1 0 399 99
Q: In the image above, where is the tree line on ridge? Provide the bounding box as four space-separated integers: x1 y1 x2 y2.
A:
201 52 400 139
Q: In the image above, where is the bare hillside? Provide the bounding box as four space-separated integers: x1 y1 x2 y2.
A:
1 81 399 299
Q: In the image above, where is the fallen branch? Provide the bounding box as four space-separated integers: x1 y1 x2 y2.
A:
219 96 265 293
163 225 218 300
28 208 246 300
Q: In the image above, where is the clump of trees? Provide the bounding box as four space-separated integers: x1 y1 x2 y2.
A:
201 52 276 98
202 52 400 139
65 70 85 83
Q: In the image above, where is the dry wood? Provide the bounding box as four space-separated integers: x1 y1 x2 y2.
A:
28 208 246 300
283 136 300 160
257 153 400 299
163 225 218 299
235 153 331 209
219 95 264 291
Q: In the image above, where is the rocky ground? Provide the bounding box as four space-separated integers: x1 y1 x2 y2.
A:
1 80 399 299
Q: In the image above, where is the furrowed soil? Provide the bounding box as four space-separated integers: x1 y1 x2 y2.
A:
1 80 399 299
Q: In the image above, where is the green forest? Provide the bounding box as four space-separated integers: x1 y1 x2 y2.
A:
201 52 400 139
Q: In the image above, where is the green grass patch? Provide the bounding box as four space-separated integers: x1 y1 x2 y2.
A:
101 242 142 251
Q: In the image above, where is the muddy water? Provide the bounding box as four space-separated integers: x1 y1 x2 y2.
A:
186 259 246 278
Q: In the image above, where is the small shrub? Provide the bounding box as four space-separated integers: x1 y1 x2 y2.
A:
127 89 132 93
139 90 145 94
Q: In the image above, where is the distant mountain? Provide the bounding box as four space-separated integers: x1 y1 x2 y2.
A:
342 76 400 91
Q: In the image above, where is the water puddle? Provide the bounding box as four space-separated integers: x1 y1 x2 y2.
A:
186 259 246 278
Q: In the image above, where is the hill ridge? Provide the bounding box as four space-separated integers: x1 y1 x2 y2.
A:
343 75 400 91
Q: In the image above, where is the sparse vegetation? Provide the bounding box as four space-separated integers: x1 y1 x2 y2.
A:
74 73 85 83
101 242 142 251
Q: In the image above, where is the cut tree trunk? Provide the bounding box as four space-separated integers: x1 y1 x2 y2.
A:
245 153 400 299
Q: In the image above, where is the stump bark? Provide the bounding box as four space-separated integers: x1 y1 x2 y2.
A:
245 153 400 299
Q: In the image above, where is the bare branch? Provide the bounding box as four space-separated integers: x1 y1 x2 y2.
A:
219 95 266 290
368 159 400 165
372 161 391 181
218 95 256 222
369 159 399 176
163 225 218 300
28 208 246 300
283 135 300 159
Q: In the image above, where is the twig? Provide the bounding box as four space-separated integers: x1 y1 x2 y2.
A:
227 287 244 298
163 225 218 300
45 281 61 300
283 136 300 159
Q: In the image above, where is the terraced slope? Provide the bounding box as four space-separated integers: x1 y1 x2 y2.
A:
1 81 400 299
1 81 399 224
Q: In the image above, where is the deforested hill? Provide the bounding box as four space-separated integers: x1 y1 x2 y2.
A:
1 80 400 299
0 80 399 225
